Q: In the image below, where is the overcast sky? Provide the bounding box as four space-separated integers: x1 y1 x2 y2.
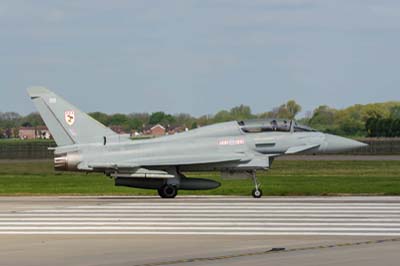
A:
1 0 399 117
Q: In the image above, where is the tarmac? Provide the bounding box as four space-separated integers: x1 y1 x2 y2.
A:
0 196 400 266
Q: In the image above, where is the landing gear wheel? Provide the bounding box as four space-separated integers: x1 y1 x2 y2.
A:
158 185 178 198
251 170 262 198
252 188 263 198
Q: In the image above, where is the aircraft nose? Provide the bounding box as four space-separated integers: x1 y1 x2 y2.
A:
323 134 368 153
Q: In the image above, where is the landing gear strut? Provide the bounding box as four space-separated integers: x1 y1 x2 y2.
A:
251 171 262 198
158 184 178 198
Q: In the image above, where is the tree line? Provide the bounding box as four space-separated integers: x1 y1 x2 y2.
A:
365 117 400 137
299 102 400 137
1 100 400 138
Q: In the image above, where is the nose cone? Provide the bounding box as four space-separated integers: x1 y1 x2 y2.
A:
323 134 368 153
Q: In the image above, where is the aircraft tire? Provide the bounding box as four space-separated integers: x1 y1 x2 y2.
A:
158 185 178 198
252 188 262 198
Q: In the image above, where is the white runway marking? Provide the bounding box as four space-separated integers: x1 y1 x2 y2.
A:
2 232 400 236
76 203 400 206
24 210 400 214
2 218 400 222
3 213 400 218
71 206 400 209
1 222 400 226
2 197 400 236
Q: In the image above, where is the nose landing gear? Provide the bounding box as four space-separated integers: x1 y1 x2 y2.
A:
252 188 262 198
251 171 262 198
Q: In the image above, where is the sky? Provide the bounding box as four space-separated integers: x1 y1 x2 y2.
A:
0 0 399 117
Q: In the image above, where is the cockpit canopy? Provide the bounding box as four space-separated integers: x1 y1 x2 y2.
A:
238 119 316 133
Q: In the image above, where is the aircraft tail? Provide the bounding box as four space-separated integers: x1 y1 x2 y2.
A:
27 87 121 146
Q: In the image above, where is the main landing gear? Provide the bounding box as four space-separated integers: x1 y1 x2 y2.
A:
251 171 262 198
158 184 178 198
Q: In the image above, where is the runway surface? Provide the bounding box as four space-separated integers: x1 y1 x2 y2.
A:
1 196 400 266
1 196 400 236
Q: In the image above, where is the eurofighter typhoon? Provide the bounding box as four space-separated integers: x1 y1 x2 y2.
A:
28 87 367 198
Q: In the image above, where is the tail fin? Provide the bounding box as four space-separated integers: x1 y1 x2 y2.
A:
27 87 119 146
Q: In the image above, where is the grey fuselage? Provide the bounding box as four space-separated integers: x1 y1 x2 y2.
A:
55 120 359 174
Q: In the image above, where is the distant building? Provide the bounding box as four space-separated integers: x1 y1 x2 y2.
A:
18 127 36 140
109 125 127 134
130 129 141 138
140 124 189 137
167 126 187 135
36 126 51 139
150 124 166 136
142 124 166 136
18 126 52 140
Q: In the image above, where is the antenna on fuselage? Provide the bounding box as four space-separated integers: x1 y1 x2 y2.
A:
289 120 295 133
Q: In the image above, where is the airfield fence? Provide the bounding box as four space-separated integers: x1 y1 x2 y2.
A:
0 138 399 160
345 138 400 155
0 140 56 160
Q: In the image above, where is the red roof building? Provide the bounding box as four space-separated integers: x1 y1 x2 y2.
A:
150 124 166 136
18 126 52 140
18 127 36 140
109 125 127 134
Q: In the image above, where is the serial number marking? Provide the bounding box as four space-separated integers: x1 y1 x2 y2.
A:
218 138 245 146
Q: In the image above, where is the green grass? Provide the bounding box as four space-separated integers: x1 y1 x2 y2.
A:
0 160 399 196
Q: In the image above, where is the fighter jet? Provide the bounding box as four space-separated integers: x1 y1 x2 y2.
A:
28 87 367 198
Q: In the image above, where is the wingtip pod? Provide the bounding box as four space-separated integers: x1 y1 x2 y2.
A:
27 86 52 98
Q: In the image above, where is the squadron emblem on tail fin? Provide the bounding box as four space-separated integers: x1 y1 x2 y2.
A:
65 110 75 126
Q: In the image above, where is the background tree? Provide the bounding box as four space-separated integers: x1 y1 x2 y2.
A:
109 114 129 126
230 105 254 120
172 113 196 128
258 100 301 120
286 100 302 119
126 114 146 130
20 113 44 127
0 112 22 129
390 106 400 119
196 115 212 127
149 112 175 126
213 110 232 123
257 111 275 119
393 119 400 137
308 105 337 131
89 112 110 125
190 121 198 129
365 117 378 137
129 113 150 129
